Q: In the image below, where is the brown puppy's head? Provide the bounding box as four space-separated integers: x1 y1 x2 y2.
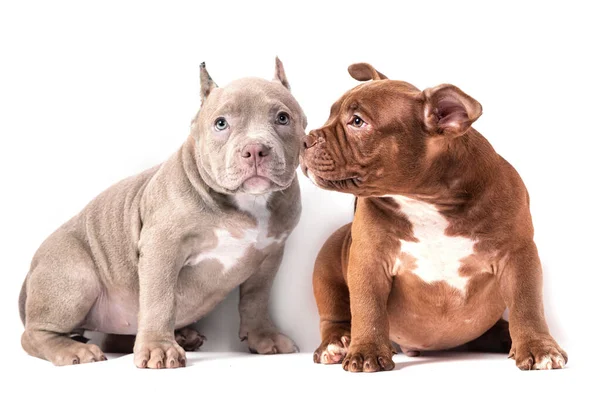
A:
300 63 482 197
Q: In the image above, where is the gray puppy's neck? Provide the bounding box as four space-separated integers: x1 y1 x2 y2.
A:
181 135 227 206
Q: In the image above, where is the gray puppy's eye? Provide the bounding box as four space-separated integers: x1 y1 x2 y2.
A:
214 117 228 131
276 112 290 125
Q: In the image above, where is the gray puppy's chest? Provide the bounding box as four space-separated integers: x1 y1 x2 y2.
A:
174 193 288 327
187 193 285 269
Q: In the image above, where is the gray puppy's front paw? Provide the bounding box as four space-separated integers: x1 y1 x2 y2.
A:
134 338 186 369
245 331 299 354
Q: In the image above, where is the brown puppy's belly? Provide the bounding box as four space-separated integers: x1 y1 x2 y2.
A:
387 274 506 351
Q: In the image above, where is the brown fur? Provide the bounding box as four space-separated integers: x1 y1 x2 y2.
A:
301 63 567 372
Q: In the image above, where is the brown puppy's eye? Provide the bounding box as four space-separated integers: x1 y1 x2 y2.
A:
351 115 364 127
276 112 290 125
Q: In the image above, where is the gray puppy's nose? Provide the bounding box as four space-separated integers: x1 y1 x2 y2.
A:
241 143 272 166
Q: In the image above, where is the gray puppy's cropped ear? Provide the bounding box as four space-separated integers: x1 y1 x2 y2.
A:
273 57 291 90
200 62 218 104
348 63 388 81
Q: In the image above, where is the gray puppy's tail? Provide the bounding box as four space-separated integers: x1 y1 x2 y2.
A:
18 278 27 325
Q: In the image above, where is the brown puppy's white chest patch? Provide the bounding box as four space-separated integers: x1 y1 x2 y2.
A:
390 195 476 293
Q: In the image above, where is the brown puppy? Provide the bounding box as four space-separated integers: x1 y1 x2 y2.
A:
301 63 567 372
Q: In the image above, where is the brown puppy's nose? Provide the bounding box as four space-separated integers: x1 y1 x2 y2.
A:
303 134 318 149
241 143 271 166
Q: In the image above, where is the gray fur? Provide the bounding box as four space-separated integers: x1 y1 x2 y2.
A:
19 59 306 367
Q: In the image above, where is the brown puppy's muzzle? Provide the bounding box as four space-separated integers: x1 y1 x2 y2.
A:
300 128 362 192
299 133 316 176
300 130 333 177
302 134 318 150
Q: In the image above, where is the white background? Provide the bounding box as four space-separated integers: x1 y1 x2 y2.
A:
0 0 597 398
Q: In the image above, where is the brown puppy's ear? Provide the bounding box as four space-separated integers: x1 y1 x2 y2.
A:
348 63 388 81
200 62 218 104
423 84 482 137
273 57 291 90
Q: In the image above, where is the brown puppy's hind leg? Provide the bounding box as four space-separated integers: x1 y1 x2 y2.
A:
498 244 567 370
464 318 512 353
313 224 352 365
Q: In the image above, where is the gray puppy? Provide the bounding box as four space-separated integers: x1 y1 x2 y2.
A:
19 58 306 368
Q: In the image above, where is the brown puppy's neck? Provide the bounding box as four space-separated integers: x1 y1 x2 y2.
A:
389 128 501 214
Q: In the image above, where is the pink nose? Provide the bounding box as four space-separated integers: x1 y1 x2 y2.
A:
241 143 271 166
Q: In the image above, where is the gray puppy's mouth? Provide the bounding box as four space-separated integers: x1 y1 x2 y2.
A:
244 174 296 193
220 156 297 194
241 175 274 194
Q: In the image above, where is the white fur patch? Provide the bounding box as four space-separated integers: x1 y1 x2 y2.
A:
234 193 286 249
321 343 347 363
390 195 476 293
534 355 553 370
190 193 284 270
191 227 259 270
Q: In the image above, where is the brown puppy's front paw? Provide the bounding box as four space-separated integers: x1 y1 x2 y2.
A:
342 342 395 373
175 327 206 352
134 339 186 369
509 334 568 370
245 331 298 354
313 335 350 364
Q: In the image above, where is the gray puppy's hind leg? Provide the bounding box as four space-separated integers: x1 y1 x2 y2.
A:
175 326 206 351
102 334 136 353
20 234 107 365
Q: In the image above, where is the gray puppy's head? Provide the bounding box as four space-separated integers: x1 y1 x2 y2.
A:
191 58 307 195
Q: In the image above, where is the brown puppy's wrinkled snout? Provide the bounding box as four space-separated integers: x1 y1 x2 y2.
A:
241 143 271 166
303 134 318 149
